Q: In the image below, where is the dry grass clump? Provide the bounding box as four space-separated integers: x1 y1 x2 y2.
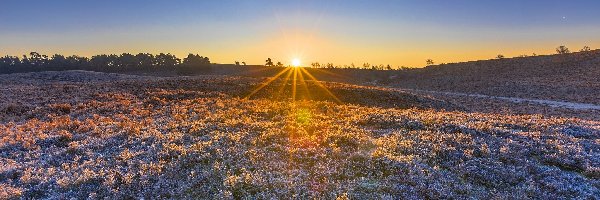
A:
0 71 598 199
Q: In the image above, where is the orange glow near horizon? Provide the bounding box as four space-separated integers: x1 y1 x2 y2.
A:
3 20 600 68
4 38 599 68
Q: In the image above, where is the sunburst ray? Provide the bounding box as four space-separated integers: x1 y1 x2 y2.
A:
244 67 291 100
300 67 341 103
292 67 298 101
275 66 295 99
297 67 312 100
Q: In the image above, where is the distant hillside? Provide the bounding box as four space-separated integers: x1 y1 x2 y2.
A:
390 50 600 104
206 51 600 104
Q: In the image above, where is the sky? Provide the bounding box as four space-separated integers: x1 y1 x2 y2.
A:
1 0 600 67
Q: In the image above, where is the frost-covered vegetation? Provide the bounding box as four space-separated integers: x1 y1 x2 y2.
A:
1 71 599 199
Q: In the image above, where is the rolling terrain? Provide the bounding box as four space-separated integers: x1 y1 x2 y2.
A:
169 51 600 119
1 71 599 199
174 50 600 109
392 50 600 104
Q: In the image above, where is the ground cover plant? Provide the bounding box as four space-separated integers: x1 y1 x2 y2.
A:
0 71 598 199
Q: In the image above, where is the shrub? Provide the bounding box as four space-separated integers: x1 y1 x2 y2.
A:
556 45 570 54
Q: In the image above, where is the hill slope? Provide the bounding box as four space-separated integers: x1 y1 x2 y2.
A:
392 50 600 104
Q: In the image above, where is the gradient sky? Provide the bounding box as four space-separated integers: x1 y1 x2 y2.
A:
1 0 600 67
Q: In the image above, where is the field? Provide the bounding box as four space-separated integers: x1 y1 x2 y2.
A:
1 70 599 199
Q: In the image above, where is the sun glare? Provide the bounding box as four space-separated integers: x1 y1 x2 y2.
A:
292 58 301 67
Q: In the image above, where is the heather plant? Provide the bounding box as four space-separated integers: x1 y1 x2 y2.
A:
0 71 598 199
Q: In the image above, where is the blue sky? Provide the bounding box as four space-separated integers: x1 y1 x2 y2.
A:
1 0 599 66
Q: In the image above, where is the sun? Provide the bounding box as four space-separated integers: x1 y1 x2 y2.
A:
292 58 301 67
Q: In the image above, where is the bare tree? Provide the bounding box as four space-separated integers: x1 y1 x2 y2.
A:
556 46 570 54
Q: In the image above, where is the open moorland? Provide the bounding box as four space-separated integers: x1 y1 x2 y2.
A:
195 50 600 106
1 70 599 199
201 50 600 120
391 50 600 105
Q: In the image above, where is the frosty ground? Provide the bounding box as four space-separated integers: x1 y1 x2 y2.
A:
0 71 599 199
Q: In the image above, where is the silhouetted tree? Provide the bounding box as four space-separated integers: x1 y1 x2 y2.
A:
179 53 211 74
386 64 392 70
241 61 246 66
90 54 113 71
135 53 154 70
65 55 89 70
311 62 321 68
362 63 370 69
326 63 334 69
48 54 67 70
155 53 180 70
276 61 284 67
556 45 570 54
235 61 240 66
21 52 49 71
371 64 383 70
426 59 434 66
0 56 21 73
116 53 137 71
0 52 209 74
581 46 591 52
496 54 505 59
265 58 273 67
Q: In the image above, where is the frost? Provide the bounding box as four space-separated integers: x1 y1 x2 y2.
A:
0 71 598 199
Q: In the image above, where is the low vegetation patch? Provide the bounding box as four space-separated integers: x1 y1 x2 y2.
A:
0 71 598 199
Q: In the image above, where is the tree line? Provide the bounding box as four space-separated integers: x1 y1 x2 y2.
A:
2 45 594 74
0 52 211 74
